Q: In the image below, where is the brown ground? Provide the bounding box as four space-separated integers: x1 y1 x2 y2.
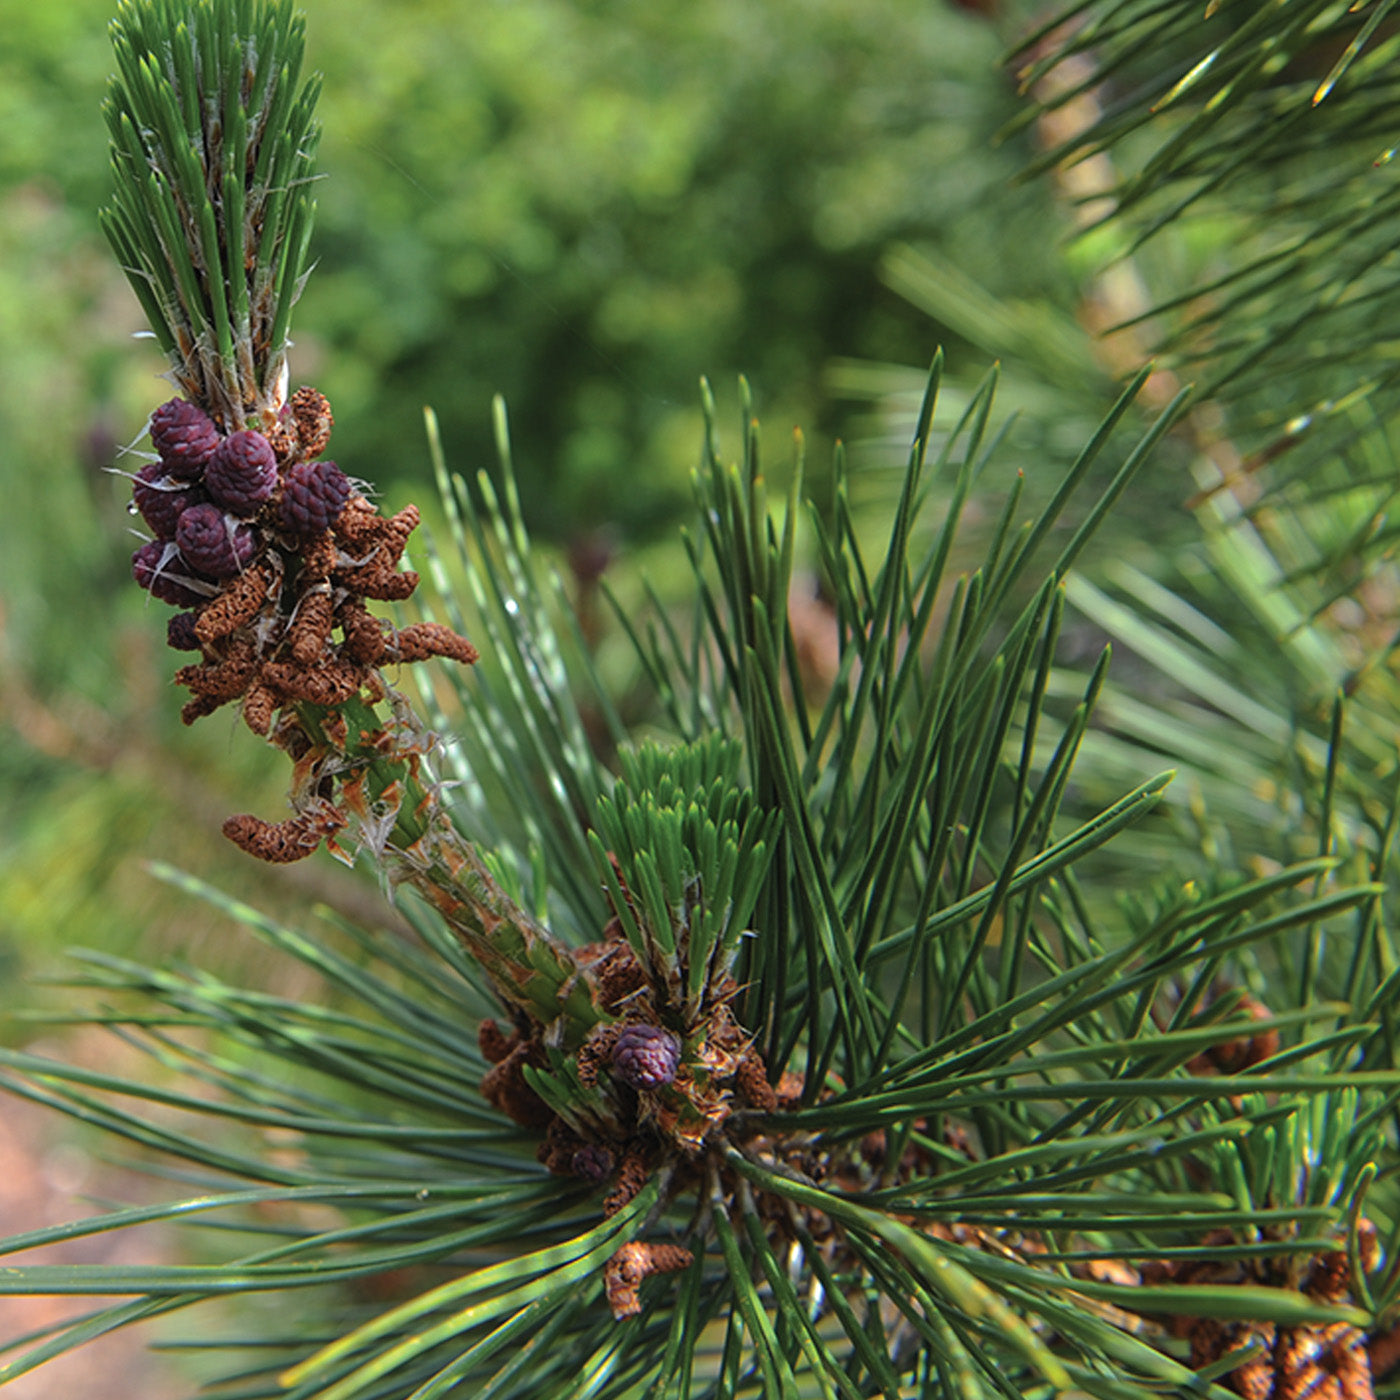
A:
0 1084 184 1398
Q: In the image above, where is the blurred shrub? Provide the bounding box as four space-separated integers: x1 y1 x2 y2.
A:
297 0 1061 538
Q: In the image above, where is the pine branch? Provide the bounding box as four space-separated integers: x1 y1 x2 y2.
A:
7 1 1400 1396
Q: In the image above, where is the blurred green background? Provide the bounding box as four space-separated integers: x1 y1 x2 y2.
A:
0 0 1122 1007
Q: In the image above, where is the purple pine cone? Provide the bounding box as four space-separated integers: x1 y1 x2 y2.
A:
279 458 351 536
150 398 221 480
132 463 205 540
167 612 202 651
175 503 257 579
205 431 277 516
571 1144 616 1182
132 542 206 607
611 1025 681 1091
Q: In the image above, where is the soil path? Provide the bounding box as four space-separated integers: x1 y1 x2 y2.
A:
0 1082 183 1398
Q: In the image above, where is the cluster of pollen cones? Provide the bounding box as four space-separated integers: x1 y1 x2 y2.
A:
126 386 478 861
1146 1225 1386 1400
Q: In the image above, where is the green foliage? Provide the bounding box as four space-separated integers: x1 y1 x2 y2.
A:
591 736 778 1013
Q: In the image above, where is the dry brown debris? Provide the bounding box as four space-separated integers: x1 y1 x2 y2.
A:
583 937 650 1015
604 1147 652 1218
1185 993 1281 1077
604 1242 693 1320
477 1018 517 1066
732 1050 777 1112
575 1022 622 1089
1368 1323 1400 1381
1275 1320 1371 1400
480 1040 553 1130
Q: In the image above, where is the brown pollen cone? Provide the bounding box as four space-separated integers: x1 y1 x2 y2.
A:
1145 1232 1379 1400
288 386 334 459
604 1242 694 1321
222 802 346 864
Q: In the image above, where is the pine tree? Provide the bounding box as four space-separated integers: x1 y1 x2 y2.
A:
3 2 1400 1398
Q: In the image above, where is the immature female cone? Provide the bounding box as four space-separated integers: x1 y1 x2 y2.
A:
132 464 204 539
174 503 256 579
149 397 220 479
611 1024 681 1090
131 541 205 607
280 459 352 535
205 432 278 515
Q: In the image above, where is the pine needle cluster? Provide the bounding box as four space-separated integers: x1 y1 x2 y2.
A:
102 0 320 427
